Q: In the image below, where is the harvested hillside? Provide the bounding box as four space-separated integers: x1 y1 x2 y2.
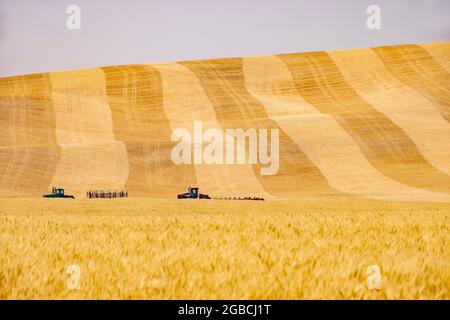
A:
0 42 449 200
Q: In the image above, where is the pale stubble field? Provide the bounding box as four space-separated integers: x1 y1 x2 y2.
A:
0 198 449 299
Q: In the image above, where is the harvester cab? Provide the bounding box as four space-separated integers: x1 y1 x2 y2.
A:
190 187 198 198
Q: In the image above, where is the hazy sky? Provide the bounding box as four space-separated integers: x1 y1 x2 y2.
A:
0 0 449 77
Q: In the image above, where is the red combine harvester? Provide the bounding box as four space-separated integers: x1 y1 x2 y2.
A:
177 186 211 199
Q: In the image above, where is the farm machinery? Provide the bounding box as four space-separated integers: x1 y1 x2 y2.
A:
177 186 210 199
43 187 75 199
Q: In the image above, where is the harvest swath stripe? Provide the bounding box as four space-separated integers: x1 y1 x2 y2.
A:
50 69 119 144
329 49 450 177
49 69 128 196
279 51 450 195
0 74 57 147
0 145 60 197
101 65 197 196
0 74 61 196
422 42 450 73
181 58 343 198
373 45 450 123
155 63 269 198
243 55 449 201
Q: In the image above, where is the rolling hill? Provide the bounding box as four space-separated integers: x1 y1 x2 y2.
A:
0 42 449 200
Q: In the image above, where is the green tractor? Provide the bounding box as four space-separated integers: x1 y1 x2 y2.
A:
43 187 75 199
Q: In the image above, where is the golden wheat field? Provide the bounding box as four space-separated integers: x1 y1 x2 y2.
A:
0 198 448 300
